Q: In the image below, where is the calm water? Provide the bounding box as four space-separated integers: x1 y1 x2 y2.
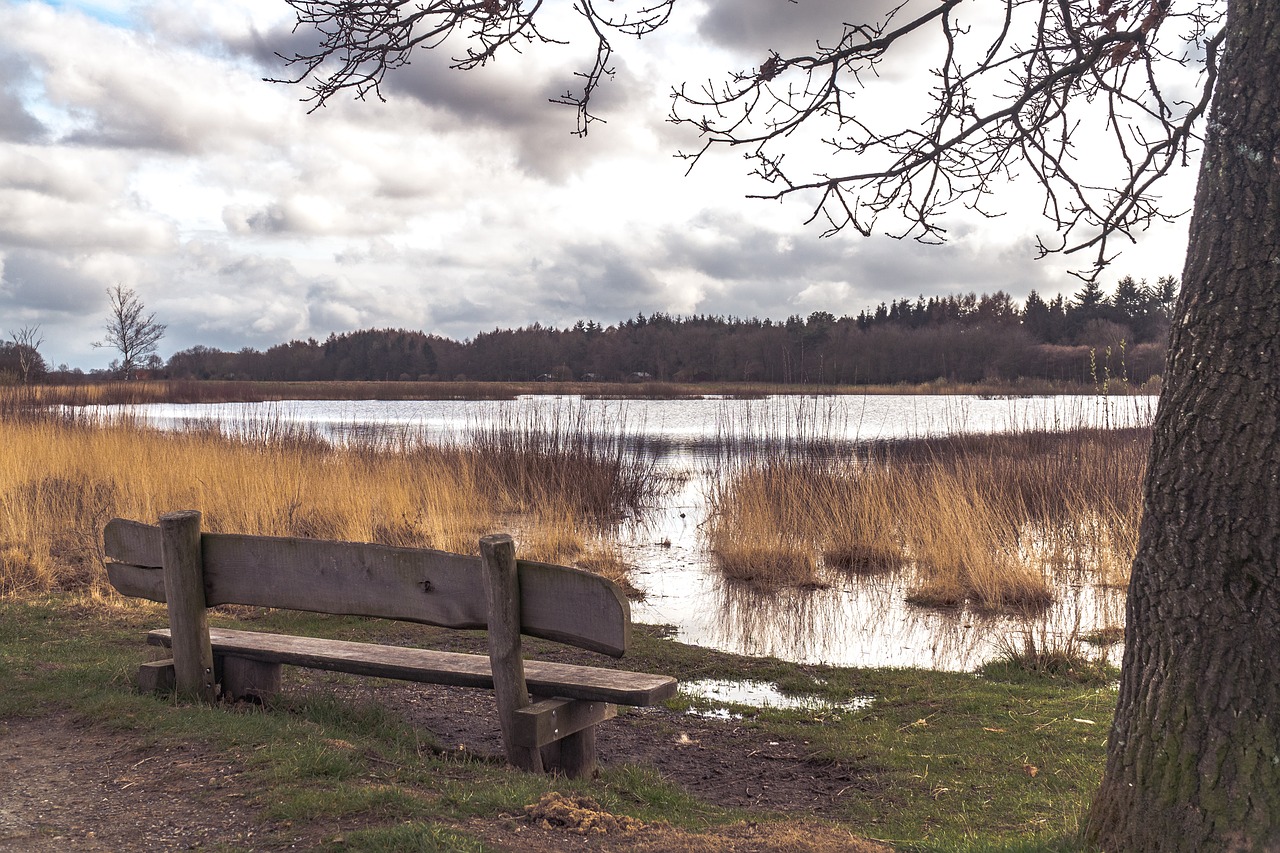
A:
97 394 1152 671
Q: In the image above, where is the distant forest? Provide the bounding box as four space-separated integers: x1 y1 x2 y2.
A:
36 275 1176 387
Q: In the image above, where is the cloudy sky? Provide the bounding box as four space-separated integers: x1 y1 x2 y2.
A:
1 0 1200 370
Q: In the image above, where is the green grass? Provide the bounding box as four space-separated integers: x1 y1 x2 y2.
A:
0 596 1116 850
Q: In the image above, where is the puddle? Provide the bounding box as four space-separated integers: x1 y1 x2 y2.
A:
680 678 875 718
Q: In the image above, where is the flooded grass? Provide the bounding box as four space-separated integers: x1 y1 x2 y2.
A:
3 384 1145 659
463 402 666 524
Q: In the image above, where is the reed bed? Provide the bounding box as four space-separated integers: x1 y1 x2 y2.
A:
462 402 663 524
0 403 668 598
705 427 1148 610
2 375 1157 410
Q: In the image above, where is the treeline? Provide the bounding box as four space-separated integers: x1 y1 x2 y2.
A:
158 275 1175 386
166 328 438 382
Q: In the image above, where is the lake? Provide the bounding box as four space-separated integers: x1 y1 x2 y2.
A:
95 393 1153 671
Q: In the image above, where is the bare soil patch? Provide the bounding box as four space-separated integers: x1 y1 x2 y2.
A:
315 674 883 816
0 714 314 851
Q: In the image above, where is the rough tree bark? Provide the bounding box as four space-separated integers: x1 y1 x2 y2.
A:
1086 1 1280 849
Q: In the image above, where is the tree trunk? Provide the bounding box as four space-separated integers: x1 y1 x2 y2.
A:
1086 1 1280 849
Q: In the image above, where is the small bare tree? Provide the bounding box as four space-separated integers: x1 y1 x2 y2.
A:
7 325 46 384
93 284 166 380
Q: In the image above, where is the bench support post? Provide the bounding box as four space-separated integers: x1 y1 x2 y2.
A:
137 659 176 694
220 655 282 703
480 534 543 773
548 727 597 779
160 510 216 703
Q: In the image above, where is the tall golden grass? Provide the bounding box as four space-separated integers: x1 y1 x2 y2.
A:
0 404 666 598
706 428 1148 610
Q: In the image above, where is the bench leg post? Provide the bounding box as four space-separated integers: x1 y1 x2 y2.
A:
220 655 282 703
160 510 217 704
550 727 598 779
480 534 543 774
516 698 612 778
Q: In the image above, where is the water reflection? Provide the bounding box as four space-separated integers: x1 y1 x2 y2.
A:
681 678 876 713
83 393 1155 458
633 567 1126 671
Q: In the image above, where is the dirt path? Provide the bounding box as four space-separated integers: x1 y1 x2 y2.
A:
0 682 888 852
0 714 309 851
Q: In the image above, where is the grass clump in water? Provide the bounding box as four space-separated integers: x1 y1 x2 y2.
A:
981 626 1117 686
705 423 1146 613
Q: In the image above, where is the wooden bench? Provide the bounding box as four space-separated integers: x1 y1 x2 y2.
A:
105 510 677 778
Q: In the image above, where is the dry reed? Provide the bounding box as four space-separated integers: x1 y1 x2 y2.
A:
705 427 1148 610
0 401 665 598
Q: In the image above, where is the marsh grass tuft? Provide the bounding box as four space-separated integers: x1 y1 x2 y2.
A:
983 625 1115 685
463 402 667 525
706 423 1147 611
713 536 822 587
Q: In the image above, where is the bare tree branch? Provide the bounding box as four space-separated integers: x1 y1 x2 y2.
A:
275 0 1226 277
669 0 1226 279
272 0 674 136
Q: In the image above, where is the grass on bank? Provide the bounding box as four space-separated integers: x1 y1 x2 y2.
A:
0 405 668 598
706 428 1147 609
1 594 1113 851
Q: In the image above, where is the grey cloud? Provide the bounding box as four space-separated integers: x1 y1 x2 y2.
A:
0 91 45 143
0 149 125 203
215 21 319 72
37 43 281 156
402 239 671 338
696 0 889 54
151 246 318 347
430 297 503 335
644 212 1063 321
302 277 382 332
658 211 856 283
0 249 108 315
0 51 46 143
222 198 408 238
534 241 668 317
696 0 951 87
846 236 1057 304
385 48 641 181
223 203 299 235
0 187 173 252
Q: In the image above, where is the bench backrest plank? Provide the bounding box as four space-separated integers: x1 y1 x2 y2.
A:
105 518 629 657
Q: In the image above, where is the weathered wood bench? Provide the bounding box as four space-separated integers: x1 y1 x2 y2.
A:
105 510 677 778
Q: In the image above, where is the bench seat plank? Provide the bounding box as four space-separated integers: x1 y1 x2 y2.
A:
148 628 677 706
